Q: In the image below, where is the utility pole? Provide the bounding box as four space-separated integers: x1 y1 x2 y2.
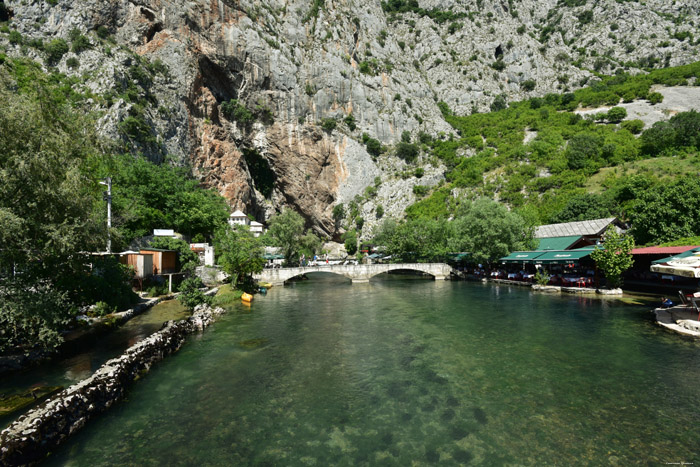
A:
100 177 112 253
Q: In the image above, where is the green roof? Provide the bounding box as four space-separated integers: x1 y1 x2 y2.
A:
536 236 582 251
651 247 700 264
500 251 545 263
534 248 595 264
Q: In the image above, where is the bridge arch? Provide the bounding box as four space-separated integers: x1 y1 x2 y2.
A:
255 263 452 285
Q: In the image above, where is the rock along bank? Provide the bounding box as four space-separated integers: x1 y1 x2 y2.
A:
0 303 226 466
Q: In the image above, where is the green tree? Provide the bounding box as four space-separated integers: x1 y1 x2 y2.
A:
628 178 700 245
177 276 211 311
344 229 358 255
214 226 265 289
450 199 535 265
380 218 453 262
590 228 634 288
45 38 69 65
264 209 307 265
606 106 627 123
0 68 104 353
550 193 613 223
566 132 602 170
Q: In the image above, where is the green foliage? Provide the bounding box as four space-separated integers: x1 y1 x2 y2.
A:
534 270 550 286
376 205 384 219
91 301 116 317
45 38 68 65
220 99 254 125
490 95 507 112
647 92 664 104
177 276 211 311
320 117 337 132
550 193 612 223
521 79 536 91
344 229 358 255
365 136 382 157
628 178 700 245
413 185 429 197
148 237 199 271
66 57 79 68
344 113 356 131
9 30 22 45
264 209 315 265
620 119 644 134
590 228 634 288
303 0 324 23
449 199 535 264
214 226 265 289
105 154 229 246
659 236 700 247
69 29 91 53
381 0 467 24
0 66 106 353
379 217 453 262
332 203 345 223
396 142 419 162
606 106 627 123
96 25 111 40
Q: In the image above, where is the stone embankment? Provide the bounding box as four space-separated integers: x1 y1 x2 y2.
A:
0 302 225 466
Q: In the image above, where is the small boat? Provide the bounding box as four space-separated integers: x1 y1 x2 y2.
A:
258 281 273 288
241 292 253 302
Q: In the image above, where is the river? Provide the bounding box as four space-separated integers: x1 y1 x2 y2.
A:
46 275 700 465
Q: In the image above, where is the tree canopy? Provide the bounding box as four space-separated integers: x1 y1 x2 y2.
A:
591 228 635 288
215 226 265 289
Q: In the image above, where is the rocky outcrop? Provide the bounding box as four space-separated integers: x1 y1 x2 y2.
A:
2 0 700 236
0 303 226 466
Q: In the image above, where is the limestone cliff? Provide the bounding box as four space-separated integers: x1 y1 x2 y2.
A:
1 0 699 238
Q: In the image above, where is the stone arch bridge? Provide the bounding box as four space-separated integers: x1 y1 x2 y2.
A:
255 263 453 285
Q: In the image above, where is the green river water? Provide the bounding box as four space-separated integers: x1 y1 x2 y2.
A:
46 276 700 465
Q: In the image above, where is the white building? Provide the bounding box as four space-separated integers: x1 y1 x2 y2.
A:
228 209 264 237
228 210 248 227
250 221 264 237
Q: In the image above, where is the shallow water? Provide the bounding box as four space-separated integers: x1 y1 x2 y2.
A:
48 277 700 465
0 299 189 429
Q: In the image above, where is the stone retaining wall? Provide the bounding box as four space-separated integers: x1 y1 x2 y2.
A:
0 303 226 466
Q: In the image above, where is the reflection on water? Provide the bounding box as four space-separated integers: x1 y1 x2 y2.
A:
46 281 700 465
0 300 189 429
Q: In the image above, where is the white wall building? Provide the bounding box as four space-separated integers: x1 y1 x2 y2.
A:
228 210 264 237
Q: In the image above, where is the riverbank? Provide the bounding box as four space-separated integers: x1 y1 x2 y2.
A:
0 294 175 376
654 305 700 338
0 299 225 466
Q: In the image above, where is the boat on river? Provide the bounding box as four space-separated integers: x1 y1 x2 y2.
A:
241 293 253 302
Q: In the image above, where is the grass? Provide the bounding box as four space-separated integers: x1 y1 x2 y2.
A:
212 284 243 308
584 155 700 193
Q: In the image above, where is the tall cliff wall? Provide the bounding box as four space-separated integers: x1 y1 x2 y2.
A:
2 0 699 238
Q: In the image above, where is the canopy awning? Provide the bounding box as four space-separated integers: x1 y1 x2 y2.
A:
263 254 284 260
536 236 582 251
534 248 595 264
650 253 700 278
651 247 700 264
500 251 545 263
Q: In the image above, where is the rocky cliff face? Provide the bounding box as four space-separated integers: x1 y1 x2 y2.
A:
2 0 699 238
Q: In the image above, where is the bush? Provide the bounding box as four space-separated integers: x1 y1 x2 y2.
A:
220 99 255 124
9 30 22 45
320 117 337 133
621 119 644 134
490 95 507 112
344 113 356 131
648 92 664 104
606 106 627 123
366 137 382 157
90 301 116 317
413 185 429 196
96 25 111 39
344 229 358 255
521 79 536 91
395 142 419 162
71 34 91 53
376 205 384 219
177 277 211 311
414 167 424 178
66 57 79 68
45 38 69 65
